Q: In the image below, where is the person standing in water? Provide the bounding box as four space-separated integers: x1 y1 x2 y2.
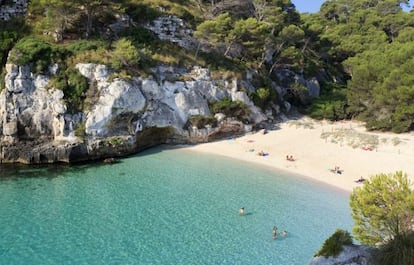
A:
272 226 278 239
239 207 245 216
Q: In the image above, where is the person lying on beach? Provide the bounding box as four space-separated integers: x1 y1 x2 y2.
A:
330 166 343 174
286 155 295 161
258 151 269 156
354 176 366 183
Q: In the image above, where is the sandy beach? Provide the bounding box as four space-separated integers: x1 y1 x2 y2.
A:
183 117 414 192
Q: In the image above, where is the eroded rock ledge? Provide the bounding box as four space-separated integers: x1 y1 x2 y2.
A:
309 245 377 265
0 63 269 164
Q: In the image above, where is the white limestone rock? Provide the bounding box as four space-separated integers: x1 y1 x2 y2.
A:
1 64 68 140
5 64 32 93
309 245 375 265
76 63 109 82
307 77 321 97
110 80 146 114
230 84 267 124
85 81 146 135
145 16 197 50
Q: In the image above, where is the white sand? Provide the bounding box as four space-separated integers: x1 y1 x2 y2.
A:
182 117 414 192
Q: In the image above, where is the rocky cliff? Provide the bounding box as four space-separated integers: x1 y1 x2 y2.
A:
0 14 320 164
0 62 270 164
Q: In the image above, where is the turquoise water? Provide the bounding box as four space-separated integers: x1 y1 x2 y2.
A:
0 147 353 265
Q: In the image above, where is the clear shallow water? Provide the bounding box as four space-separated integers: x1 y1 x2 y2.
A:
0 147 353 265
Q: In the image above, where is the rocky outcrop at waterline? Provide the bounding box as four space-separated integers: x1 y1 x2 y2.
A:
309 245 377 265
0 63 268 164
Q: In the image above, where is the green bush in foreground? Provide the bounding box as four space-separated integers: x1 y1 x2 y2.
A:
350 171 414 246
378 232 414 265
315 229 353 257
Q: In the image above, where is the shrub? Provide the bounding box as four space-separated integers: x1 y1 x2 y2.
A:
125 3 160 22
0 67 6 92
65 39 108 54
74 122 86 138
308 98 348 120
0 30 19 65
51 67 89 113
111 38 140 71
249 87 277 110
350 171 414 246
378 232 414 265
210 97 251 122
307 82 349 121
119 26 156 46
188 115 217 129
8 37 67 73
70 47 111 66
106 137 124 147
315 229 353 257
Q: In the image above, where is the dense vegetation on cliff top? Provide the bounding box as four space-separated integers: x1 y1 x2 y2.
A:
0 0 413 132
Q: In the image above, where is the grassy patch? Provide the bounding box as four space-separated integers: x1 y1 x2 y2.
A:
320 128 379 149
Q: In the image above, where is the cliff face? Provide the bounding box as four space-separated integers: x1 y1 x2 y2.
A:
0 13 320 164
0 62 267 164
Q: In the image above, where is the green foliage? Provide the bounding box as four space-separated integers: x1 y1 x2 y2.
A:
70 46 111 66
378 232 414 265
307 83 348 120
65 40 109 55
279 25 305 45
51 67 89 113
315 229 353 257
210 97 251 122
111 38 140 70
194 13 234 48
188 115 217 129
136 0 203 24
0 30 19 66
74 122 86 138
345 42 414 132
8 37 67 73
0 19 27 67
350 171 414 246
124 2 160 22
232 17 271 63
250 87 276 110
119 26 156 46
0 67 5 92
105 136 125 147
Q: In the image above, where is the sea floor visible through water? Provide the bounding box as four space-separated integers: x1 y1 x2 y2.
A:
0 147 353 264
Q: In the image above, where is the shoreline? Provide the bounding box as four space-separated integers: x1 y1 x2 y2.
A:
181 117 414 193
